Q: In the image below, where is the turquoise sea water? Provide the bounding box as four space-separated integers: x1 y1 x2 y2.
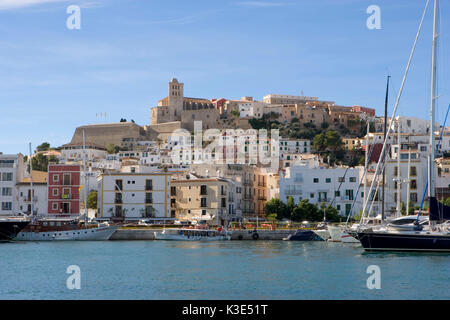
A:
0 241 449 300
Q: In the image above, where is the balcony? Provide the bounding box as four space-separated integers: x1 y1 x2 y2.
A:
258 196 267 201
23 196 38 202
243 194 253 200
258 182 266 187
285 190 302 195
243 180 252 186
61 194 71 200
340 196 354 201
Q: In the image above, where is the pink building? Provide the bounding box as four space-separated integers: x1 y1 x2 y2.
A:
351 106 376 117
47 164 81 215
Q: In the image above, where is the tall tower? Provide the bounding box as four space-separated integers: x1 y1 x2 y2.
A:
168 78 184 120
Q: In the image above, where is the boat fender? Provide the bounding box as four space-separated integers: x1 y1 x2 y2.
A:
252 232 259 240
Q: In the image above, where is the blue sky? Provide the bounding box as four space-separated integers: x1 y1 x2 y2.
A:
1 0 449 155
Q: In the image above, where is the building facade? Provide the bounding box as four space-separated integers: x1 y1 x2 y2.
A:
98 172 171 221
47 164 81 216
280 164 363 216
0 154 24 216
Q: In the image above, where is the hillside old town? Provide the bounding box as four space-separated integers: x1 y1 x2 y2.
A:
2 78 450 225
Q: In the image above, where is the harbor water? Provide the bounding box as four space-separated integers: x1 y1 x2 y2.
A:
0 241 449 300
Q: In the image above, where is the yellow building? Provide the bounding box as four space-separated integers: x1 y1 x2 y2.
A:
171 174 238 225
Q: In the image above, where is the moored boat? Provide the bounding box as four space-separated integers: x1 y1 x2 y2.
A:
15 218 119 241
154 228 231 241
284 230 325 241
358 0 450 252
0 217 30 241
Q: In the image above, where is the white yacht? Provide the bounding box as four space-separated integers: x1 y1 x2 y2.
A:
154 228 231 241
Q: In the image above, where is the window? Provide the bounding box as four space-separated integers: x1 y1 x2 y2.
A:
310 193 314 198
335 191 340 197
410 167 417 176
410 180 417 189
145 179 153 191
221 198 226 208
338 177 344 183
115 193 122 204
115 180 123 191
1 187 12 196
2 172 13 181
200 185 207 195
394 166 398 177
63 173 71 185
145 206 153 218
325 178 331 183
349 177 356 182
0 160 14 168
345 189 354 200
313 178 319 183
336 205 341 210
221 185 226 196
1 202 12 211
171 186 176 196
410 193 418 203
145 193 153 204
53 174 59 182
52 188 59 196
52 203 58 210
201 198 207 207
115 206 122 217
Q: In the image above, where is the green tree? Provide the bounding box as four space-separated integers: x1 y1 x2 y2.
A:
267 213 278 222
264 198 287 220
87 190 98 209
107 144 120 154
31 153 58 172
292 199 321 221
324 130 343 151
36 142 51 152
313 133 326 152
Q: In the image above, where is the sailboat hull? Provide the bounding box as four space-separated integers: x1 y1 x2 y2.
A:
15 225 120 241
358 230 450 252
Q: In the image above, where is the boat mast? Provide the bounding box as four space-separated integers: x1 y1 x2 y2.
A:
29 143 34 219
363 121 369 210
406 147 411 215
382 76 390 221
83 130 88 227
428 0 438 203
396 121 402 217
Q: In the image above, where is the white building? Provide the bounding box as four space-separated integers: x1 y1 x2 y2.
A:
238 101 265 118
92 154 121 171
16 171 48 216
97 171 172 221
60 142 107 162
279 139 311 154
280 164 363 216
0 154 24 216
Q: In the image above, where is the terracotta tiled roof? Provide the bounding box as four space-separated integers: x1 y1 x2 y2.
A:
20 170 48 184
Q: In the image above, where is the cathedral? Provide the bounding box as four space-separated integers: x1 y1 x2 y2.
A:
150 78 220 131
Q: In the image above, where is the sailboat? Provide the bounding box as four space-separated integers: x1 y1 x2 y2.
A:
15 135 120 241
358 0 450 252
